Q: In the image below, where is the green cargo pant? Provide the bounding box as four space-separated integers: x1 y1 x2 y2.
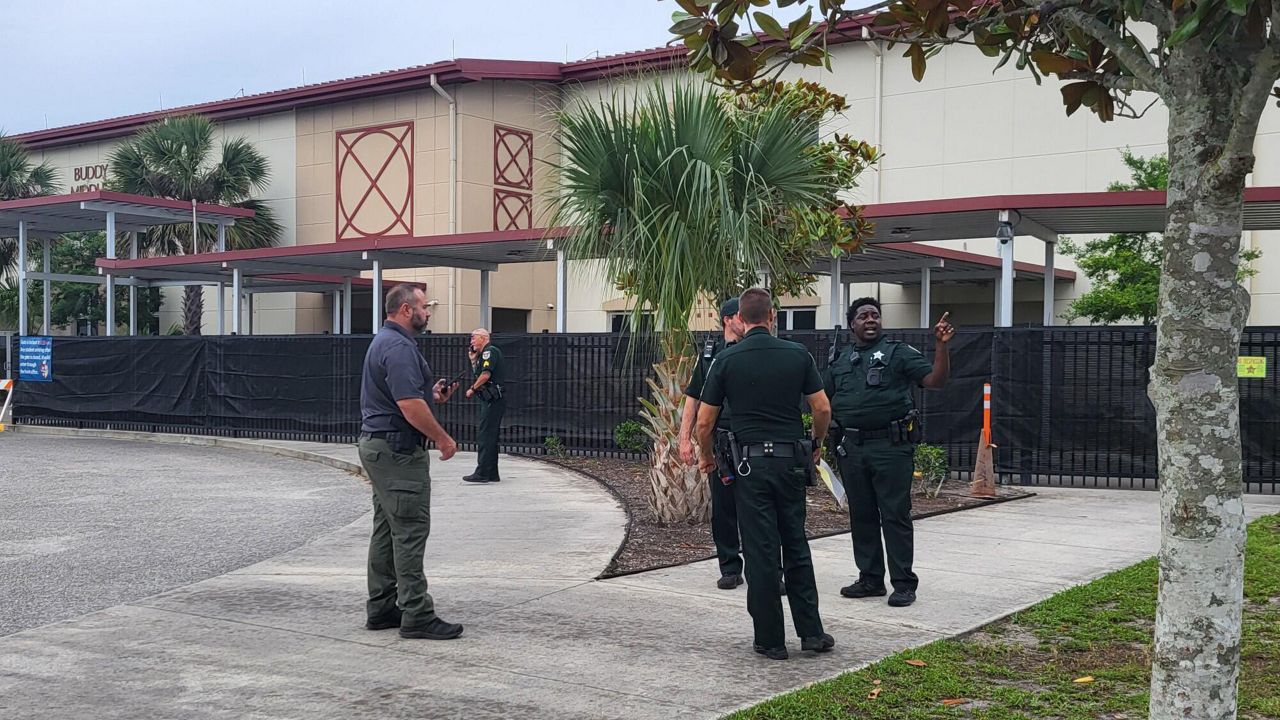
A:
474 396 505 479
359 436 437 629
733 456 824 649
837 438 918 592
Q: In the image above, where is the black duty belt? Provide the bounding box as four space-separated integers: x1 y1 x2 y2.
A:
360 431 426 447
740 441 801 458
845 427 894 443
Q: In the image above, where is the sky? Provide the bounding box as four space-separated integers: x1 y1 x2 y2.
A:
0 0 689 134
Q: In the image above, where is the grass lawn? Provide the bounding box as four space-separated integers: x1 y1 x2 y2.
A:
729 514 1280 720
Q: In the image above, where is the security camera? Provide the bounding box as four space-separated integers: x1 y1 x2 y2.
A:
547 303 555 309
996 221 1014 245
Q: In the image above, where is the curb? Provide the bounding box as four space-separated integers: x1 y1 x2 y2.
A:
6 424 369 479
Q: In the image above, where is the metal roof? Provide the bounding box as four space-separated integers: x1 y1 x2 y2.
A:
0 190 253 239
92 186 1280 288
862 187 1280 242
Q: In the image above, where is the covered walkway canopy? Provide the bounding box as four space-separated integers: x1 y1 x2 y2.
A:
82 187 1280 334
2 191 252 336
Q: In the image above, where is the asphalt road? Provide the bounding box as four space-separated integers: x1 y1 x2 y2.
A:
0 433 369 636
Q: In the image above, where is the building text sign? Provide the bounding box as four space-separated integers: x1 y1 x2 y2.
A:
69 163 109 193
1238 356 1267 378
18 336 53 382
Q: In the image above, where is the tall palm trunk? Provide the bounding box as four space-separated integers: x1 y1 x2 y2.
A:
182 286 203 336
639 348 710 524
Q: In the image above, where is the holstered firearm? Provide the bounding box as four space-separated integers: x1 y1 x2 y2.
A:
891 409 923 445
796 438 817 487
827 424 847 458
712 429 735 485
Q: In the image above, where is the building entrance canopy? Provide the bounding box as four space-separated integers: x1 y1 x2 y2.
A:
1 191 252 336
41 186 1280 335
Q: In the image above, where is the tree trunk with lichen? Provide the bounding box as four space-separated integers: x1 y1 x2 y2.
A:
1147 49 1261 720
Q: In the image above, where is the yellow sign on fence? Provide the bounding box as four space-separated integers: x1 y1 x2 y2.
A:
1238 356 1267 378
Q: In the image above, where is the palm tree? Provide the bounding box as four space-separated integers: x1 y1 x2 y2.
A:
547 80 859 523
107 115 283 335
0 133 60 331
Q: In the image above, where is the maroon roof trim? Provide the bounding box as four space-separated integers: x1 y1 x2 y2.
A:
864 187 1280 218
14 15 884 149
94 227 563 271
0 190 255 218
885 241 1076 280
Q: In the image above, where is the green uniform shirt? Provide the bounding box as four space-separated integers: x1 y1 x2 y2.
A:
474 344 505 384
700 327 824 443
824 336 933 430
685 336 734 430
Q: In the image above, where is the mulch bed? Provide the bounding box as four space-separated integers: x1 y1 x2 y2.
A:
535 455 1033 578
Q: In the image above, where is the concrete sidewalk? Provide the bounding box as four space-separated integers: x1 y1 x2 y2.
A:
2 430 1278 719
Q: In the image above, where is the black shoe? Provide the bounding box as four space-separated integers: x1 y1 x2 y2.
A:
463 475 493 484
753 644 789 660
717 574 744 590
801 633 835 653
462 473 481 482
840 579 888 599
399 617 464 640
365 609 401 630
888 589 917 607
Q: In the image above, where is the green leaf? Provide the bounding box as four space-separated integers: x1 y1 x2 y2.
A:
674 0 706 16
1167 0 1214 46
754 11 787 40
791 19 820 48
787 6 813 38
670 17 708 35
994 45 1015 71
1227 0 1250 15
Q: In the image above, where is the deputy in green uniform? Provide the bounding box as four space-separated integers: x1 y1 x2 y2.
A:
463 328 506 484
679 298 749 589
695 288 835 661
825 297 953 608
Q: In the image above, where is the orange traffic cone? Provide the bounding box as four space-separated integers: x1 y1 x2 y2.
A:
970 382 998 498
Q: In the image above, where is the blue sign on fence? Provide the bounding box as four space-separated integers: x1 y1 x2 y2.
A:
18 336 53 382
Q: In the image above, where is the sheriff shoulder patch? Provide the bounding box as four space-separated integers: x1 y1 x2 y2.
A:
482 350 492 359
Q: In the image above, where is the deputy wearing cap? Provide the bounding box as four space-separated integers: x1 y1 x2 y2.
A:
677 297 750 590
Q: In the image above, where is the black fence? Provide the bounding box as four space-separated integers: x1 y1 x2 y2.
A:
9 327 1280 492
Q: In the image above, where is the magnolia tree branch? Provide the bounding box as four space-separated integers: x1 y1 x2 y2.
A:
1061 70 1152 92
1138 0 1176 33
1218 48 1280 187
1058 7 1167 94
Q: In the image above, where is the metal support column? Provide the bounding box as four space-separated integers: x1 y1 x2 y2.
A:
997 210 1014 327
372 260 383 327
993 274 1003 326
217 284 225 335
216 224 226 252
479 269 491 328
829 256 842 328
555 249 567 333
128 232 138 335
42 239 51 334
232 267 243 335
17 222 27 336
245 292 254 335
342 278 352 334
920 266 932 329
105 211 116 336
332 290 341 334
1043 239 1056 327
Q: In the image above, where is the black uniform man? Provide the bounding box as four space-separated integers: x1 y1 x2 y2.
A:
358 283 464 640
695 288 835 660
463 328 506 484
825 297 953 608
678 298 747 589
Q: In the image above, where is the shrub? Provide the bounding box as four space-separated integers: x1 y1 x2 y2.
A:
914 443 949 497
543 434 567 458
613 419 650 453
